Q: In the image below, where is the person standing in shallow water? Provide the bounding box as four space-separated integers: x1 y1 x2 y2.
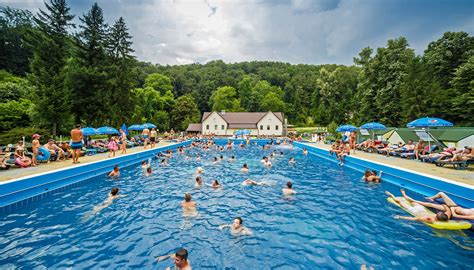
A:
70 124 83 164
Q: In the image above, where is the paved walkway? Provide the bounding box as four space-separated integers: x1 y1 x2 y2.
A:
0 141 174 182
302 142 474 186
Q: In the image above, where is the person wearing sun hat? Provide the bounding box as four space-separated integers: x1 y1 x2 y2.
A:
31 134 41 167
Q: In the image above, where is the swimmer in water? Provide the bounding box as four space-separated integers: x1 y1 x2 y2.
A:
155 248 192 270
212 157 219 164
362 169 382 182
161 158 169 166
289 157 296 165
260 156 266 163
263 157 272 167
141 160 148 169
230 155 236 162
196 167 204 174
241 163 249 173
196 154 201 161
212 179 222 189
108 165 120 177
241 179 274 186
186 155 191 160
219 217 252 235
145 167 152 176
220 155 224 161
182 193 196 209
92 188 124 214
303 148 308 155
282 181 296 195
195 176 203 187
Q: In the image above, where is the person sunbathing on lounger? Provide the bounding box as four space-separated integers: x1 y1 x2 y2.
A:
440 147 473 163
385 189 450 223
420 147 460 162
426 192 474 220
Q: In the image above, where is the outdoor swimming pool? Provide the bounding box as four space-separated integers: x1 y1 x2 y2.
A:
0 143 473 269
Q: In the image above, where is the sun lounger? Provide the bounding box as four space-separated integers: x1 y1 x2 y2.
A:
435 159 474 170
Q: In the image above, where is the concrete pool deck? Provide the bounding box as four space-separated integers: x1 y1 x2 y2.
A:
0 141 175 182
301 142 474 186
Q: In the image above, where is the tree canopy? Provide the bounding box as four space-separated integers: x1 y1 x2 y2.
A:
0 0 472 142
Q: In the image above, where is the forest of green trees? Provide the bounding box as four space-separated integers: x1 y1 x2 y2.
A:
1 0 473 143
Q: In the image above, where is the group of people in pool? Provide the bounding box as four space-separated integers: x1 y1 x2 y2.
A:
100 139 473 269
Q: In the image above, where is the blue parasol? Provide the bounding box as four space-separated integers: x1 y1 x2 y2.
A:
407 117 453 128
234 129 251 136
336 124 357 132
97 126 120 135
360 122 386 130
81 127 98 136
143 123 157 129
407 117 453 149
128 124 145 131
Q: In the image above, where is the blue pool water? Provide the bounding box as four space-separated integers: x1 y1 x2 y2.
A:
0 144 473 269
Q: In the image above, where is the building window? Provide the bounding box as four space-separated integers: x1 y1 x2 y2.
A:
214 125 218 130
260 125 263 130
275 125 279 130
206 125 209 130
221 125 225 130
267 125 270 130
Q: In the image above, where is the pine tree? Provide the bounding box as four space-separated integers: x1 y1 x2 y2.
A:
68 3 108 125
29 0 74 135
106 17 135 126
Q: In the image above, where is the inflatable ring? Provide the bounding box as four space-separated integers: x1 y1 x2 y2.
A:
37 147 51 162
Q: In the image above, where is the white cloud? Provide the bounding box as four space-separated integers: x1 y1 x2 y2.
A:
2 0 473 65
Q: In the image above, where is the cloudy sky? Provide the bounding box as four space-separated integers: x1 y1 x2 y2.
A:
2 0 473 65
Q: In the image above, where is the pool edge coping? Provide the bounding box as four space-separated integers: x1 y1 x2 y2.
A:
296 142 474 190
0 141 181 185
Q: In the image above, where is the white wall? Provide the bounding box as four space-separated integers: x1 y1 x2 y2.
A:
387 132 404 145
202 112 228 135
457 135 474 148
256 112 283 136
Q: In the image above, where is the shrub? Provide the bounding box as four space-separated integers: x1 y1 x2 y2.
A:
0 127 51 145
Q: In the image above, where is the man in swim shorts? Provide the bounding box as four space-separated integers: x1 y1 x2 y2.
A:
142 127 150 148
150 128 157 148
70 124 83 164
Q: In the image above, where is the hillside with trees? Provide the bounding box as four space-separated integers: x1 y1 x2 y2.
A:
1 1 473 143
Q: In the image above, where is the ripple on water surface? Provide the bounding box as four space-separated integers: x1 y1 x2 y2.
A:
0 144 473 269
